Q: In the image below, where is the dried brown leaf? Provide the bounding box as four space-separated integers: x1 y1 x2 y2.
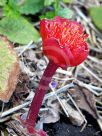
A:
68 84 99 119
0 36 20 102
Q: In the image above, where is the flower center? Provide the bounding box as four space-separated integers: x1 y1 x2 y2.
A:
47 21 88 48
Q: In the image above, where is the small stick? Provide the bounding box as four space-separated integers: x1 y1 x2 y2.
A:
67 93 87 131
81 63 102 84
50 84 69 117
18 41 33 56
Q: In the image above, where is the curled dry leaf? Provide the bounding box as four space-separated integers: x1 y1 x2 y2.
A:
0 36 20 102
68 83 99 119
40 108 60 124
61 99 84 126
40 98 60 124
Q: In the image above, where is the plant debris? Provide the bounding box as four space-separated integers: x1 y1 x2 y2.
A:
0 36 20 102
0 0 102 136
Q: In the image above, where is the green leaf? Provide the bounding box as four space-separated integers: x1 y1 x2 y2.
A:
56 7 74 19
3 4 20 17
0 14 40 44
40 11 55 19
44 0 54 6
40 7 74 20
62 0 73 3
89 6 102 31
0 0 7 6
8 0 44 15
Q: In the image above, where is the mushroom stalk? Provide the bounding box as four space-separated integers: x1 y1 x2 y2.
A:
26 60 58 127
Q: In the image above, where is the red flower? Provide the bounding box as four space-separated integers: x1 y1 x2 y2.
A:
40 16 89 68
21 17 89 135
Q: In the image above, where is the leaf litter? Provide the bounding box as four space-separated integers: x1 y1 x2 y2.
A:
1 0 102 136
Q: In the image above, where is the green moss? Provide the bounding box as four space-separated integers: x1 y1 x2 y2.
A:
0 40 16 92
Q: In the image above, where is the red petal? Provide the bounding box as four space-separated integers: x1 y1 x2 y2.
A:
40 16 89 67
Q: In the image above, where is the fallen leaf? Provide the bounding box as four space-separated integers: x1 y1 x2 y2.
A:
62 99 84 126
40 98 60 124
40 108 60 124
68 83 99 119
0 36 20 102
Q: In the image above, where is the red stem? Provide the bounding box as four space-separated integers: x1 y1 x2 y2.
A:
26 61 58 127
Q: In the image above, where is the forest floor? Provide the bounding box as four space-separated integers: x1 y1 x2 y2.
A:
0 0 102 136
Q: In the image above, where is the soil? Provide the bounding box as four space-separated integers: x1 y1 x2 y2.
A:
44 114 102 136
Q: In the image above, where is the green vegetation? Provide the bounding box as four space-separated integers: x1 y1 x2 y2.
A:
0 0 74 44
89 6 102 31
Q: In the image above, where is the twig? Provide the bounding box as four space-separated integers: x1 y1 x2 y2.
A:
18 41 33 56
0 101 30 118
77 80 102 96
49 84 69 117
81 63 102 84
67 93 87 132
73 6 102 39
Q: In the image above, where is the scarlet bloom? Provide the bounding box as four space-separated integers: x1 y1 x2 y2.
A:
40 16 89 69
21 17 89 136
